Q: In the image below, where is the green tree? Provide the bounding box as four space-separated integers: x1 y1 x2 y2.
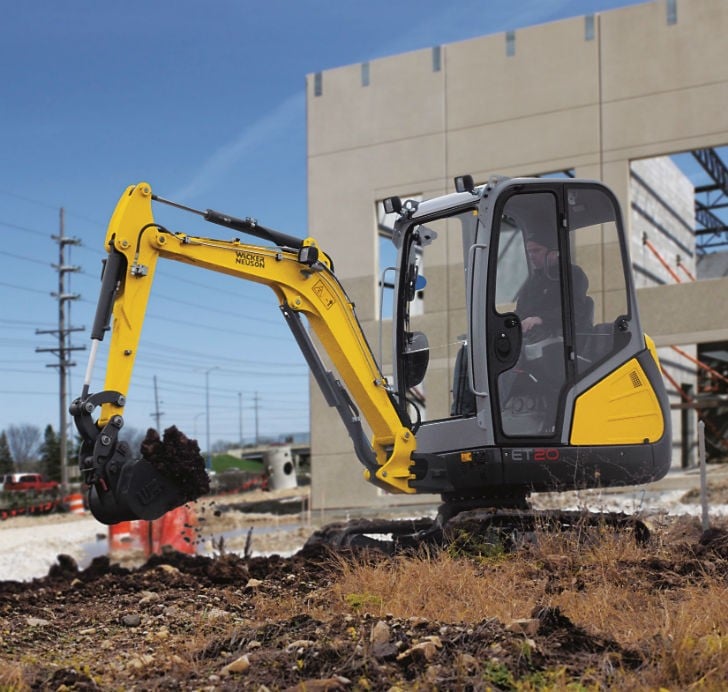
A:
39 425 62 482
0 431 13 475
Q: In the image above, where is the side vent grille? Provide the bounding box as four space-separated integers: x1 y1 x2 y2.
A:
629 370 643 388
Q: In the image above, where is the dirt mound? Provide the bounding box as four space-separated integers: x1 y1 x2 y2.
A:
1 514 727 689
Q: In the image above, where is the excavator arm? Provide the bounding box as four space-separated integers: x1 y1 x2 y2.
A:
72 182 416 524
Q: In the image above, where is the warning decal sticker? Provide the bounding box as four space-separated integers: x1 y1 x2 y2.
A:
312 280 335 310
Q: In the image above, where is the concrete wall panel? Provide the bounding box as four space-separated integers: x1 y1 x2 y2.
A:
638 278 728 346
307 49 445 156
446 105 600 181
445 17 599 130
307 0 728 508
600 0 728 102
602 83 728 161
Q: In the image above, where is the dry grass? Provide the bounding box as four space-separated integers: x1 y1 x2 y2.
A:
317 522 728 689
0 663 27 691
327 548 538 623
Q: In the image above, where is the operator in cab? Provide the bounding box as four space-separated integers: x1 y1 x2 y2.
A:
516 229 590 340
497 226 592 436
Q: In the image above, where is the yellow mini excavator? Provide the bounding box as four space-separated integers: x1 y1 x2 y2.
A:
71 177 671 549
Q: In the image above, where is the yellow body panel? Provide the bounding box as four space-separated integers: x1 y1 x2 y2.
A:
570 357 664 446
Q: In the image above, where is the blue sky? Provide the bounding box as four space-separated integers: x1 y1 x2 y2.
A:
0 0 660 448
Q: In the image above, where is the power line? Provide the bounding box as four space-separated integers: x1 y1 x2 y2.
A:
0 219 50 237
3 259 285 326
0 280 53 296
0 249 51 266
131 357 306 377
1 216 288 317
73 296 292 342
0 359 46 365
0 191 109 233
0 317 56 327
1 197 311 441
0 188 64 211
0 338 56 349
0 332 307 374
151 375 164 430
110 378 308 404
34 208 85 491
0 389 71 398
0 368 59 376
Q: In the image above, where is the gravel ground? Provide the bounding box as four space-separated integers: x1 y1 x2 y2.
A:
0 488 313 582
1 467 727 583
0 514 105 582
1 480 727 690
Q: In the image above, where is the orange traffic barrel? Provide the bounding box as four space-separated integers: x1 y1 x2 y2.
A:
109 520 137 552
148 504 197 556
108 506 197 557
67 493 86 515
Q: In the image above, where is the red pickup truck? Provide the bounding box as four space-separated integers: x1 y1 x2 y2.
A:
1 473 59 492
0 473 61 519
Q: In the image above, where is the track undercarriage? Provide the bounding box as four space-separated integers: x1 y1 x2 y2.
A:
304 500 650 554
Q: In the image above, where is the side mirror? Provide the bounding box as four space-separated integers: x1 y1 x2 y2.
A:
455 175 475 193
402 331 429 389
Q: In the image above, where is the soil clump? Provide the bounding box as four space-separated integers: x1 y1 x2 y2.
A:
141 426 210 503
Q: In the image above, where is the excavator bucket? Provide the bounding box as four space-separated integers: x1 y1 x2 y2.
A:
87 454 191 525
72 392 209 524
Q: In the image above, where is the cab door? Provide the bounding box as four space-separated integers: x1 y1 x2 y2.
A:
486 186 570 441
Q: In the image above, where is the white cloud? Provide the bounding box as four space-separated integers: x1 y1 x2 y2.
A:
172 91 304 202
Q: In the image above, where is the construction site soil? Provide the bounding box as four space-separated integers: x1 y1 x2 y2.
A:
1 481 728 690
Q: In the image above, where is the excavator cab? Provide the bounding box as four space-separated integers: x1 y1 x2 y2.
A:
389 177 671 505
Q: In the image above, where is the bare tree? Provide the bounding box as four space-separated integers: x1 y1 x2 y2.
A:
6 424 42 470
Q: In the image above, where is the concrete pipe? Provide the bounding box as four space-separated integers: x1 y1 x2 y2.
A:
264 446 298 490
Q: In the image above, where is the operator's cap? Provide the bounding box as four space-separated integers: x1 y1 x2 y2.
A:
525 227 556 249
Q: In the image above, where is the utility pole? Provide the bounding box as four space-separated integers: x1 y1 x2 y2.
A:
253 391 260 446
36 208 85 493
151 375 164 430
238 391 243 448
204 366 219 469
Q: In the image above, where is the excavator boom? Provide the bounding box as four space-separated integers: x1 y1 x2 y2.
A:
72 183 416 523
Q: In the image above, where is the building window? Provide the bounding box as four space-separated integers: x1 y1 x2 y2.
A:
432 46 442 72
585 15 595 41
506 30 516 57
667 0 677 25
361 62 370 87
313 72 322 97
533 168 576 179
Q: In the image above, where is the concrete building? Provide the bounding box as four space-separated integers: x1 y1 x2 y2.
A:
306 0 728 510
630 156 698 466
